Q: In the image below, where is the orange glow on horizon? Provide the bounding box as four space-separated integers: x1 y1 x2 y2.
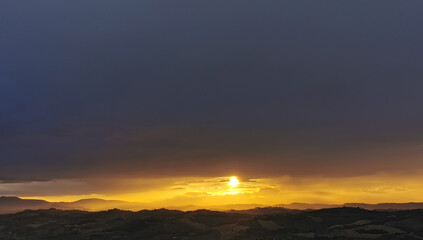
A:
16 172 423 211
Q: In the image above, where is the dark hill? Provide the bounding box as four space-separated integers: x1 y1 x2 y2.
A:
1 207 423 239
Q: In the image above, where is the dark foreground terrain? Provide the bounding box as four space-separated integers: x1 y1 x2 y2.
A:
1 207 423 240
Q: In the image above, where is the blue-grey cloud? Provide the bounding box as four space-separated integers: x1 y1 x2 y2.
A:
1 0 423 181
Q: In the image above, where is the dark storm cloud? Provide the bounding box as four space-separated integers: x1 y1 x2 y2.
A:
1 0 423 181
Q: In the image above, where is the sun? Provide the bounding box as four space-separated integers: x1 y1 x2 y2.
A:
228 176 239 187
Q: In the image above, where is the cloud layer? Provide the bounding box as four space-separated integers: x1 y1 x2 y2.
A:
1 1 423 183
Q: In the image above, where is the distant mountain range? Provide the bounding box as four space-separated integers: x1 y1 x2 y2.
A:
0 196 143 214
277 202 423 210
1 196 423 214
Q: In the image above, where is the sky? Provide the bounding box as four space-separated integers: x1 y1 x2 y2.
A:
1 1 423 207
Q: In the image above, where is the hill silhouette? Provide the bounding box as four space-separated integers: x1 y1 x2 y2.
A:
2 196 423 214
0 197 50 214
1 207 423 239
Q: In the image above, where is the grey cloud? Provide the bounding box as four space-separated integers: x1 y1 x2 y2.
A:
1 0 423 181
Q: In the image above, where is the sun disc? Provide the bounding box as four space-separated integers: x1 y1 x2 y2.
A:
229 176 239 187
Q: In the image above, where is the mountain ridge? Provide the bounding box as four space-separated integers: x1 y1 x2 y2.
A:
2 196 423 214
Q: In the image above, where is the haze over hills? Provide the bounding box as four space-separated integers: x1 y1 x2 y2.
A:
2 196 423 214
0 197 143 214
0 197 50 214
